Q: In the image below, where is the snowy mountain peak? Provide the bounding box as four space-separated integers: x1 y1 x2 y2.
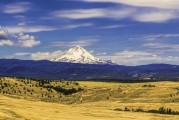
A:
51 46 114 64
67 46 93 57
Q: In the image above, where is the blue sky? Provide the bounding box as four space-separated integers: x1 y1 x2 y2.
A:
0 0 179 65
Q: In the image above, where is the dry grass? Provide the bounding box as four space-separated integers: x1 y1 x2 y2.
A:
0 95 179 120
79 81 179 103
1 78 179 120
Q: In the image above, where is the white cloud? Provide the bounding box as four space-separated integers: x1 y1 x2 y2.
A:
141 34 179 41
2 2 32 14
50 8 135 20
18 22 26 26
77 0 179 9
99 50 179 65
13 48 179 65
114 51 153 58
31 50 63 60
5 23 93 33
14 52 31 56
0 27 40 47
0 27 8 37
133 10 178 22
130 33 179 42
13 50 63 60
0 27 9 39
13 15 27 26
96 52 107 55
63 0 179 23
51 9 105 19
133 34 179 52
0 27 14 46
13 33 40 47
6 26 58 33
0 40 14 46
61 23 93 29
143 43 179 52
98 25 125 29
50 7 178 23
50 38 98 47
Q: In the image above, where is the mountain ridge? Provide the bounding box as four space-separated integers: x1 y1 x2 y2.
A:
0 59 179 80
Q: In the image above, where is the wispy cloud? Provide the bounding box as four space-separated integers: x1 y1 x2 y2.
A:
50 37 99 48
143 43 179 52
61 23 93 29
50 7 179 23
31 50 63 60
99 50 179 65
5 23 93 33
2 2 32 14
13 50 63 60
77 0 179 9
98 25 125 29
96 52 107 55
14 52 31 56
133 9 178 23
50 8 135 20
14 15 27 26
5 26 58 33
132 33 179 52
141 34 179 41
50 8 105 19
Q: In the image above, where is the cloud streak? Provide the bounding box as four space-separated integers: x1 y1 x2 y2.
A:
77 0 179 9
14 50 63 60
6 26 58 33
50 8 135 20
50 38 98 48
2 2 32 14
5 23 93 33
141 34 179 41
50 7 179 23
99 50 179 65
98 25 126 29
31 50 63 60
133 10 178 23
143 43 179 52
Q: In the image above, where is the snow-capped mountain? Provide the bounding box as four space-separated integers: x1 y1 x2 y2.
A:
51 46 114 64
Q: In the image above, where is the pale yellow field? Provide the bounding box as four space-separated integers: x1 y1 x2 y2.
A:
0 94 179 120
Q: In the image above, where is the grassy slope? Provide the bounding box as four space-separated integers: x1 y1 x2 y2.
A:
0 78 179 120
0 77 83 104
1 95 179 120
79 81 179 103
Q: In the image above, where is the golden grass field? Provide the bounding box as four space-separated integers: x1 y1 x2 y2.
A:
1 95 179 120
0 77 179 120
